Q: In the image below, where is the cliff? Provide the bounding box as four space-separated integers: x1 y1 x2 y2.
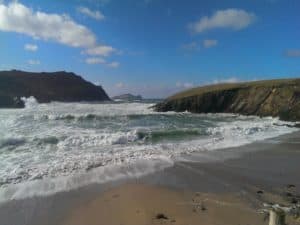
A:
154 79 300 121
0 70 110 108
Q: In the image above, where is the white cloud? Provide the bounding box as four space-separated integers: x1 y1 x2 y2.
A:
203 39 218 48
189 9 256 33
85 57 106 64
85 57 120 68
24 43 38 51
176 82 194 89
107 61 120 68
181 40 218 52
212 77 240 84
77 6 105 20
0 2 95 47
0 2 115 56
285 49 300 58
85 45 116 56
27 59 40 65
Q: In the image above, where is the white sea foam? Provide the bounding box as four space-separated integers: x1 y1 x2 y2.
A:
0 157 173 203
0 101 298 202
21 96 39 109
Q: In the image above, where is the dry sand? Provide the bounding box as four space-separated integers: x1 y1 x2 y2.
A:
63 183 268 225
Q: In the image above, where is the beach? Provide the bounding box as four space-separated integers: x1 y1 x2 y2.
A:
1 131 300 225
1 0 300 224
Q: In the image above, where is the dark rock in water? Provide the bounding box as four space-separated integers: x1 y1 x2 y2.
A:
287 184 296 189
154 79 300 121
112 93 142 101
0 70 110 108
155 213 168 220
291 198 298 204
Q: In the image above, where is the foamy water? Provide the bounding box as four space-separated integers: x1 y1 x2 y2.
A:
0 97 298 202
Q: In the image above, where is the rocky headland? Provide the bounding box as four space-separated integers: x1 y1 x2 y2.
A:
155 79 300 121
0 70 110 108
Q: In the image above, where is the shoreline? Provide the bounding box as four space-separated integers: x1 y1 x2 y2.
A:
1 131 300 225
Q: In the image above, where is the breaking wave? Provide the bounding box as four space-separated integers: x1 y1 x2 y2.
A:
21 96 39 109
0 101 298 202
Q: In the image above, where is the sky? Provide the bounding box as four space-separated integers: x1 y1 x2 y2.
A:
0 0 299 98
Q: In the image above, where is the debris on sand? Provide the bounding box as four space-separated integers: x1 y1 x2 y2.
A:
155 213 168 220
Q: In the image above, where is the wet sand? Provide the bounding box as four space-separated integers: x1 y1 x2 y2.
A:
1 131 300 225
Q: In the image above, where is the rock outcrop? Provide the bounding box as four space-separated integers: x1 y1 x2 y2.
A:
154 79 300 121
0 70 110 108
112 93 143 101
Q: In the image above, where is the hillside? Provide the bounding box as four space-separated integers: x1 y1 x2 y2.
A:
154 79 300 121
0 70 110 108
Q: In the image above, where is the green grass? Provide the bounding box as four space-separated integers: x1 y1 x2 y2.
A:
168 78 300 100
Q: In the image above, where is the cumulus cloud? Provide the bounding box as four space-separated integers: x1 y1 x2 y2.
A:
85 57 106 64
84 45 116 56
24 43 38 51
285 49 300 58
0 2 95 47
189 9 256 33
203 39 218 48
27 59 40 65
0 2 115 56
77 6 105 20
85 57 120 68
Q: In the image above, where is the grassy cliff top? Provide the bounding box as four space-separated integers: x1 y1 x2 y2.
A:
169 78 300 100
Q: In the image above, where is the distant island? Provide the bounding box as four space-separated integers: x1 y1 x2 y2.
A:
112 93 143 101
0 70 110 108
155 78 300 121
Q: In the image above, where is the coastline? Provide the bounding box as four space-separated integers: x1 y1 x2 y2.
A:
1 131 300 225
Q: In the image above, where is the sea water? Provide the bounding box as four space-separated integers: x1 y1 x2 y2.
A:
0 97 297 202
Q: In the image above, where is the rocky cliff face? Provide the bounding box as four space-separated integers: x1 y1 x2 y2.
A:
155 79 300 121
0 70 110 108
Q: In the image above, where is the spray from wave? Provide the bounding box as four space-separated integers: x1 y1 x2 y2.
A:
20 96 39 108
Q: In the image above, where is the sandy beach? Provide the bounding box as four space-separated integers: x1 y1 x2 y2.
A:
1 1 300 224
1 131 300 225
63 183 267 225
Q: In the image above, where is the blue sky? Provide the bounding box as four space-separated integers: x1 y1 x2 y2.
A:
0 0 299 98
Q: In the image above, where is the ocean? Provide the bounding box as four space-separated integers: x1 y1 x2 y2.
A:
0 97 297 202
